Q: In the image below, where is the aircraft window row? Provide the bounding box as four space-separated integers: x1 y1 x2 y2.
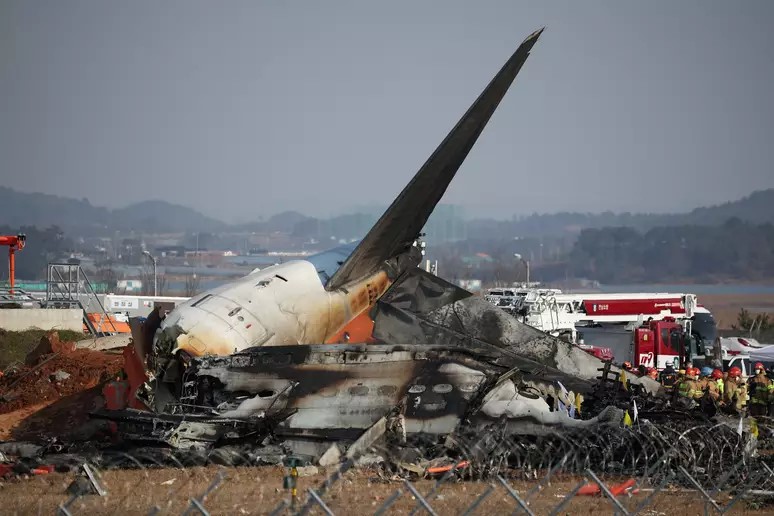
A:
342 384 454 396
407 384 454 394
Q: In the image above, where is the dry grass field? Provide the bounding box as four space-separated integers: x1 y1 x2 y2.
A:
699 293 774 331
0 465 768 515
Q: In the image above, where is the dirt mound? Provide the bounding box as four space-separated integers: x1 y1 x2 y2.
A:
23 331 77 366
0 332 124 415
0 328 86 370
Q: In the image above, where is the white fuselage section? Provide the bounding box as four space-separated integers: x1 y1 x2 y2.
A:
156 259 389 358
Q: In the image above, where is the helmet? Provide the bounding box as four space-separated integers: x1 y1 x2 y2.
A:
623 361 632 369
728 366 742 378
690 367 701 378
678 369 686 375
711 369 723 380
647 367 658 379
755 362 765 371
700 366 713 377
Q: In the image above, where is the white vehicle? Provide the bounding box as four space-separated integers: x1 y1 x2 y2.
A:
694 337 765 378
685 337 767 378
716 336 766 355
484 287 561 310
484 288 518 306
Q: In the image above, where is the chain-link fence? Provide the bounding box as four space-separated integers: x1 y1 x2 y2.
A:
4 418 774 515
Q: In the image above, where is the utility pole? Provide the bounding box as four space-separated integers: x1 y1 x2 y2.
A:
143 250 157 296
514 253 530 286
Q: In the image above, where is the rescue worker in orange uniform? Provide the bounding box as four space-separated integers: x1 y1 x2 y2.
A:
723 366 748 414
668 368 684 398
711 368 724 398
677 367 702 404
698 366 721 402
748 362 772 417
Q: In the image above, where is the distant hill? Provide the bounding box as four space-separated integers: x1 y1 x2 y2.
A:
1 186 772 238
0 187 109 230
110 200 225 232
467 189 774 238
679 189 774 226
0 187 224 233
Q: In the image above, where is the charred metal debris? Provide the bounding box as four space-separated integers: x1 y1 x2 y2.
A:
72 342 763 481
2 341 770 489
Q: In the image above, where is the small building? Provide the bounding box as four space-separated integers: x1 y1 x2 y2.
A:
117 279 143 293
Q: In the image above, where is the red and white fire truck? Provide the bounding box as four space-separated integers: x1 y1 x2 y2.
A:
487 289 718 366
630 317 758 376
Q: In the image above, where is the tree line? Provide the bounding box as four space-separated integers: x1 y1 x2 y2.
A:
567 218 774 284
432 218 774 286
3 217 773 289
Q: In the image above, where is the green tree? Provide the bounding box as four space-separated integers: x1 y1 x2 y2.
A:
732 308 771 333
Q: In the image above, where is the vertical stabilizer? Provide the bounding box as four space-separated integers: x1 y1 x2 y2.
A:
326 28 544 291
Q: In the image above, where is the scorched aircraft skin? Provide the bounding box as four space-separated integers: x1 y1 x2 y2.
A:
111 28 659 453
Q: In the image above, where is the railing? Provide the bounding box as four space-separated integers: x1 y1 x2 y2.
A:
45 263 118 335
0 286 40 306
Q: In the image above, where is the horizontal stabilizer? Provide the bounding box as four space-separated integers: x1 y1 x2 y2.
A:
326 28 544 291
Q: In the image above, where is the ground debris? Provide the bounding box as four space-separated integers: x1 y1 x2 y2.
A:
0 346 122 415
296 465 318 477
24 332 77 366
50 370 71 382
65 464 107 496
0 335 123 442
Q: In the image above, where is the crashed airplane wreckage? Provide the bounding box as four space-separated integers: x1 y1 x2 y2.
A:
94 28 666 459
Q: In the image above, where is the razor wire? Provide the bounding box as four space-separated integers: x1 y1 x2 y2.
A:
4 419 774 514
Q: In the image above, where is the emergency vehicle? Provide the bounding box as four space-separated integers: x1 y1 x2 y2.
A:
486 288 720 365
631 317 753 376
488 290 715 340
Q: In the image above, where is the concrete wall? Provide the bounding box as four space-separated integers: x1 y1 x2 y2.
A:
0 308 83 332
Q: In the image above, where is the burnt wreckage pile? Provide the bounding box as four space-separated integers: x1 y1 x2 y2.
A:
85 270 763 482
94 270 625 450
5 367 768 491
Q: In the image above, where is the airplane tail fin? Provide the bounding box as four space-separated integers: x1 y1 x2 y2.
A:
326 28 544 291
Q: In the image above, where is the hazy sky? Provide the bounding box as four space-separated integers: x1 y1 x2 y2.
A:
1 1 773 222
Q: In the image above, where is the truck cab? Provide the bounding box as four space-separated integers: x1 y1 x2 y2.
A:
632 317 703 370
632 317 712 370
632 316 753 377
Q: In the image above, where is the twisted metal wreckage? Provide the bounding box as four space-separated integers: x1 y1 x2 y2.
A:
80 28 759 470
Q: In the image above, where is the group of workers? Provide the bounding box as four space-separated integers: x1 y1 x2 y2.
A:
622 360 774 416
